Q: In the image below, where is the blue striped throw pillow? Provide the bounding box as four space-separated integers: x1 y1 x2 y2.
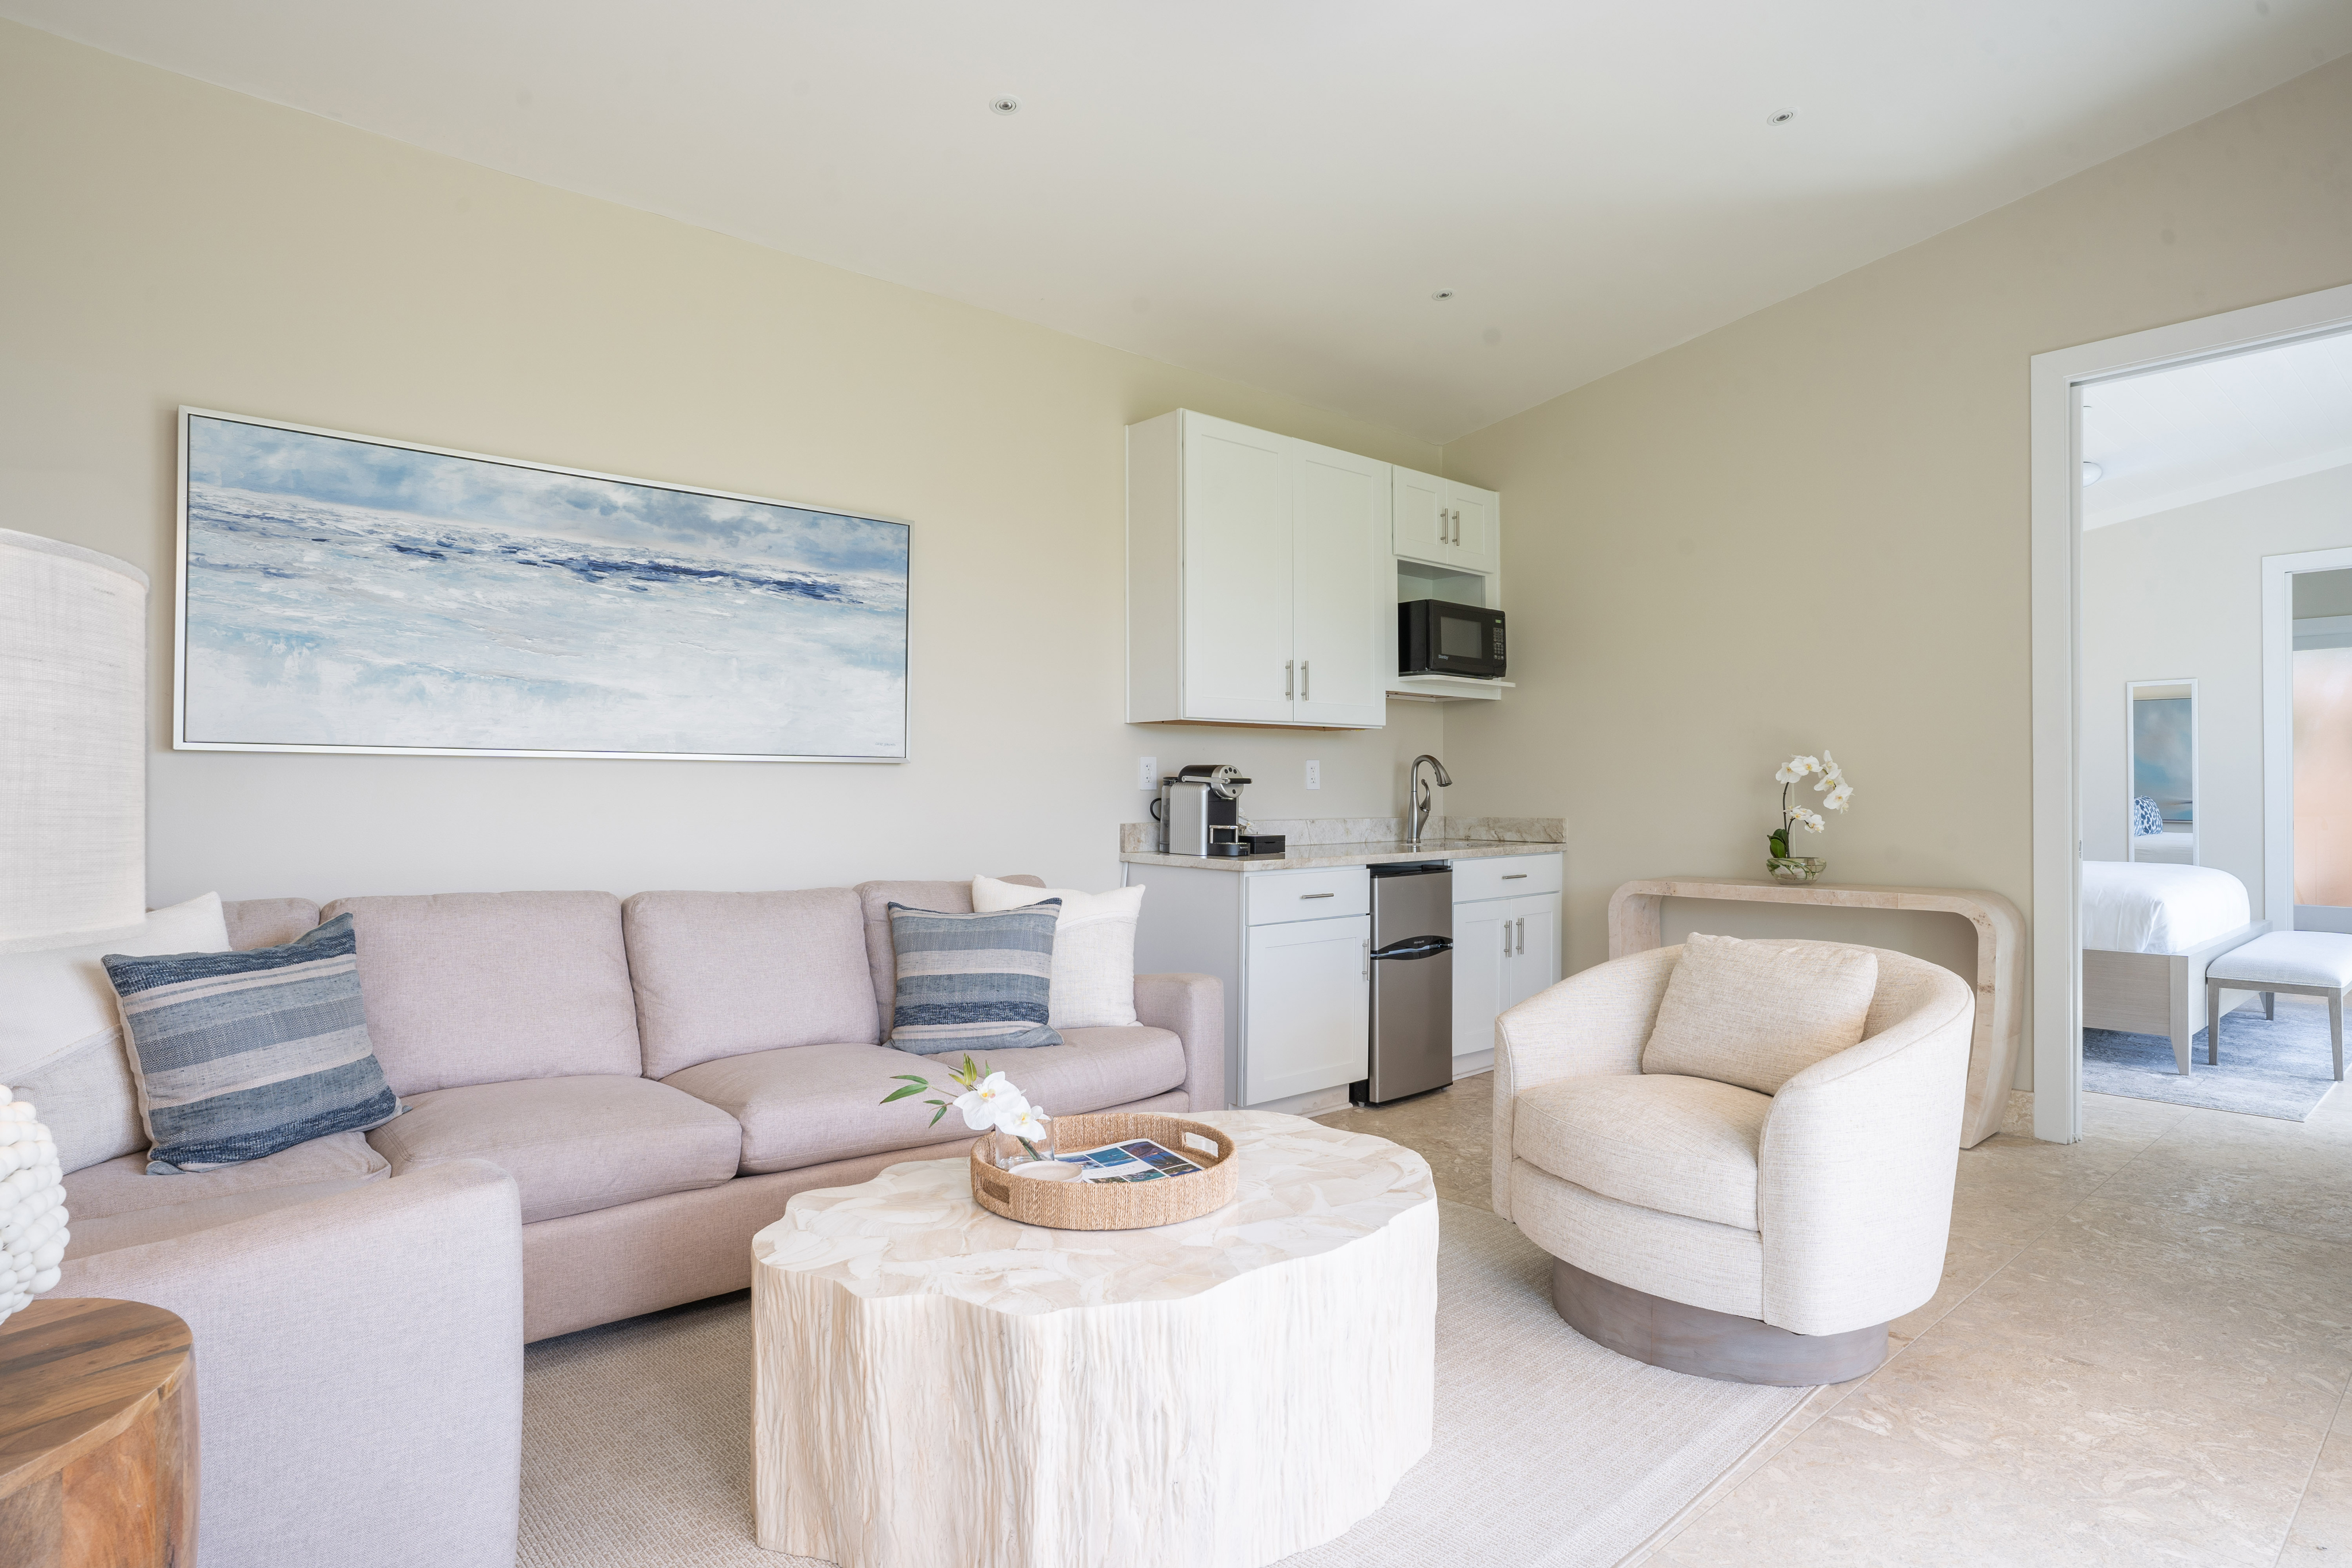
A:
885 901 1063 1056
102 913 404 1174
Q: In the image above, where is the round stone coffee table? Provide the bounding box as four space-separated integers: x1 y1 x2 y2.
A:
751 1109 1436 1568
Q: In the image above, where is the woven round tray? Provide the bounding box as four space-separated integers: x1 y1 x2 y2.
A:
970 1112 1238 1231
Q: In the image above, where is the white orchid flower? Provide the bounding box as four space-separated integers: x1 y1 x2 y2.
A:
1817 750 1844 786
1775 756 1821 784
997 1102 1050 1141
1823 781 1854 811
954 1073 1028 1132
1790 807 1827 833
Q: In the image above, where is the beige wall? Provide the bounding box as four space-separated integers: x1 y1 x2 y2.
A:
1438 55 2352 1089
0 22 1445 906
2079 466 2352 904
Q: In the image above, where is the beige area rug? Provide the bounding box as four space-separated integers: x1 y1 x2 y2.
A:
519 1201 1806 1568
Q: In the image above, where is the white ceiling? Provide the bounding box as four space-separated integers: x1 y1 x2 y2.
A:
12 2 2352 443
2083 329 2352 529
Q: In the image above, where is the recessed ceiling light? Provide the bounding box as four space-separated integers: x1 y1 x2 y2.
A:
989 96 1020 115
2082 461 2105 486
1766 108 1798 126
1431 289 1455 301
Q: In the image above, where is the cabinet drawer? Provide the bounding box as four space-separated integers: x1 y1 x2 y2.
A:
1451 853 1562 904
1246 866 1371 926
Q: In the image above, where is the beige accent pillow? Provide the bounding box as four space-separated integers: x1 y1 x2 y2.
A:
970 874 1144 1029
1638 933 1878 1095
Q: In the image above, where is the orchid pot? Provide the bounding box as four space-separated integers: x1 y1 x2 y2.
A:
1766 752 1855 882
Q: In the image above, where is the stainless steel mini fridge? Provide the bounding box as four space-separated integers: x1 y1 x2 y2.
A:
1356 862 1453 1105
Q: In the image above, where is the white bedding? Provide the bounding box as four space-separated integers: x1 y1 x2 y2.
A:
2082 861 2250 953
2131 830 2196 865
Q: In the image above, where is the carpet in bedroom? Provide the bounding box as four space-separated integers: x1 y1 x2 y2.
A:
517 1199 1808 1568
2084 991 2345 1120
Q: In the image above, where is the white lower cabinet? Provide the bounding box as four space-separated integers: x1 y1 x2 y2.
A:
1452 852 1563 1061
1245 915 1371 1104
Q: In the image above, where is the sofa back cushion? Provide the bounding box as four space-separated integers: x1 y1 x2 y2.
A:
1638 933 1878 1096
623 889 880 1078
222 898 323 951
853 877 1045 1021
319 891 640 1094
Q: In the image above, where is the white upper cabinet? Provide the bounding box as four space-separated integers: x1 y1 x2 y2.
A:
1128 410 1389 729
1392 467 1500 576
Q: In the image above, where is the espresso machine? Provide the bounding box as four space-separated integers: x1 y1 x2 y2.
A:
1155 764 1258 857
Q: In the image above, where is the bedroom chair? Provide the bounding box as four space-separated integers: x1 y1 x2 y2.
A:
1492 939 1975 1385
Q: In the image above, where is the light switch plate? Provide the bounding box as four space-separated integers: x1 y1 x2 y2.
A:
1305 760 1321 789
1138 756 1158 790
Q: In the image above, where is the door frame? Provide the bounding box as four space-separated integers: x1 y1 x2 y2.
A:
2031 282 2352 1144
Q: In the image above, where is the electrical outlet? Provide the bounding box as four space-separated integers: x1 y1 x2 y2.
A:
1305 760 1321 790
1138 756 1158 790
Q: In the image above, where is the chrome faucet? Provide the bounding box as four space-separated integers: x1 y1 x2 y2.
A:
1407 754 1453 847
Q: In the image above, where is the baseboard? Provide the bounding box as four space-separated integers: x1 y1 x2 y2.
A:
1246 1085 1352 1117
1452 1049 1494 1078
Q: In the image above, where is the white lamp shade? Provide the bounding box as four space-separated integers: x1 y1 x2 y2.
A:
0 529 148 943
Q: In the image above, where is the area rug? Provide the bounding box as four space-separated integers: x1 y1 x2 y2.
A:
2084 993 2346 1120
518 1200 1808 1568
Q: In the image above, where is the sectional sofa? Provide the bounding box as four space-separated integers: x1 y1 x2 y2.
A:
52 876 1222 1568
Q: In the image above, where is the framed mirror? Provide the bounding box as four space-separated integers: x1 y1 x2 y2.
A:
2127 680 2197 864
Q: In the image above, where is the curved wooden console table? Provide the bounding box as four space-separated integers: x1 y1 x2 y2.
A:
1607 877 2024 1149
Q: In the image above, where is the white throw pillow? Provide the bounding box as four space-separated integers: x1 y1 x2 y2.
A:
971 876 1145 1029
1638 932 1878 1097
1 893 232 1172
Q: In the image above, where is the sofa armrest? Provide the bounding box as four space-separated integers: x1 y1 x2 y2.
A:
53 1161 525 1568
1758 972 1974 1336
1492 946 1676 1218
1134 973 1224 1111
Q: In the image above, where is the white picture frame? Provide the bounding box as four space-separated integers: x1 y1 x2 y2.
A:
173 408 910 763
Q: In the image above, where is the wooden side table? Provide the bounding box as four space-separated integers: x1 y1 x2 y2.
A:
1608 876 2025 1149
0 1298 198 1568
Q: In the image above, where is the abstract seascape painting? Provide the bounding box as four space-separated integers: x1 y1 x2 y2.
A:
175 411 909 761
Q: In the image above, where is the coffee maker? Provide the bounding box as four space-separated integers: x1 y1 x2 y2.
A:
1155 764 1252 857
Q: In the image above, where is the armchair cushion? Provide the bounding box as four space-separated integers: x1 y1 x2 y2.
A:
1514 1073 1771 1230
1639 933 1877 1095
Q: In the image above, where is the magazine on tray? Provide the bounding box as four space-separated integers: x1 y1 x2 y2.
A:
1053 1137 1206 1183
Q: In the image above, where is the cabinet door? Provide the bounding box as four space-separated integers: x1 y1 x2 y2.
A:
1292 442 1390 728
1245 915 1371 1104
1391 466 1451 568
1452 899 1511 1063
1180 415 1296 723
1503 893 1562 1012
1445 481 1500 574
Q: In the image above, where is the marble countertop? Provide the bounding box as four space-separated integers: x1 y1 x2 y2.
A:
1120 838 1565 872
750 1110 1433 1315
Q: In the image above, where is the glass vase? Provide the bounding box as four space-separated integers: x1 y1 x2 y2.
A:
1767 855 1827 884
987 1117 1056 1171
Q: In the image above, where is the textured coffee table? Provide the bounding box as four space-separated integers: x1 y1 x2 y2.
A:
751 1109 1437 1568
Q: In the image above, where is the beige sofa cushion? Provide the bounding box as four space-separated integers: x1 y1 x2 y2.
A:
1639 934 1877 1095
367 1075 739 1224
622 889 880 1077
322 891 641 1094
62 1129 391 1260
222 897 323 951
853 876 1046 1022
1513 1073 1770 1230
664 1025 1187 1174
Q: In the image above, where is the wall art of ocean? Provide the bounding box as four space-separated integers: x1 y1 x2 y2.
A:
180 417 909 758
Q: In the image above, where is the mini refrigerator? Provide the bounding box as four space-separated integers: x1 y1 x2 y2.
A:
1356 862 1453 1104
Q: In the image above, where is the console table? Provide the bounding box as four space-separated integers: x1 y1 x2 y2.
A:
1607 877 2024 1149
0 1297 198 1567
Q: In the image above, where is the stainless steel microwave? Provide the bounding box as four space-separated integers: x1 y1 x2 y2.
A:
1399 598 1506 679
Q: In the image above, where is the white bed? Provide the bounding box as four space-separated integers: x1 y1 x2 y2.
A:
2082 860 2266 1074
2129 828 2196 865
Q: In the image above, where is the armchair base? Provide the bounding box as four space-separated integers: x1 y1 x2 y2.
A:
1551 1258 1889 1387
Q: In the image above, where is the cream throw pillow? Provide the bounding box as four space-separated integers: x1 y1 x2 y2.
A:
970 875 1145 1029
1 893 233 1172
1638 933 1878 1096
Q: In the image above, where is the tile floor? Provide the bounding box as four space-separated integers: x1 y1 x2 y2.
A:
1316 1074 2352 1566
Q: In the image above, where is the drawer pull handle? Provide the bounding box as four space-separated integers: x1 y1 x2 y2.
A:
1502 873 1527 880
1301 892 1336 899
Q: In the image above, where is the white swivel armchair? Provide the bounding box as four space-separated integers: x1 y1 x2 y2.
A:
1493 939 1974 1384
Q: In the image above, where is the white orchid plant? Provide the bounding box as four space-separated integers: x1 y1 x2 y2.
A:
882 1054 1050 1163
1769 751 1855 858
